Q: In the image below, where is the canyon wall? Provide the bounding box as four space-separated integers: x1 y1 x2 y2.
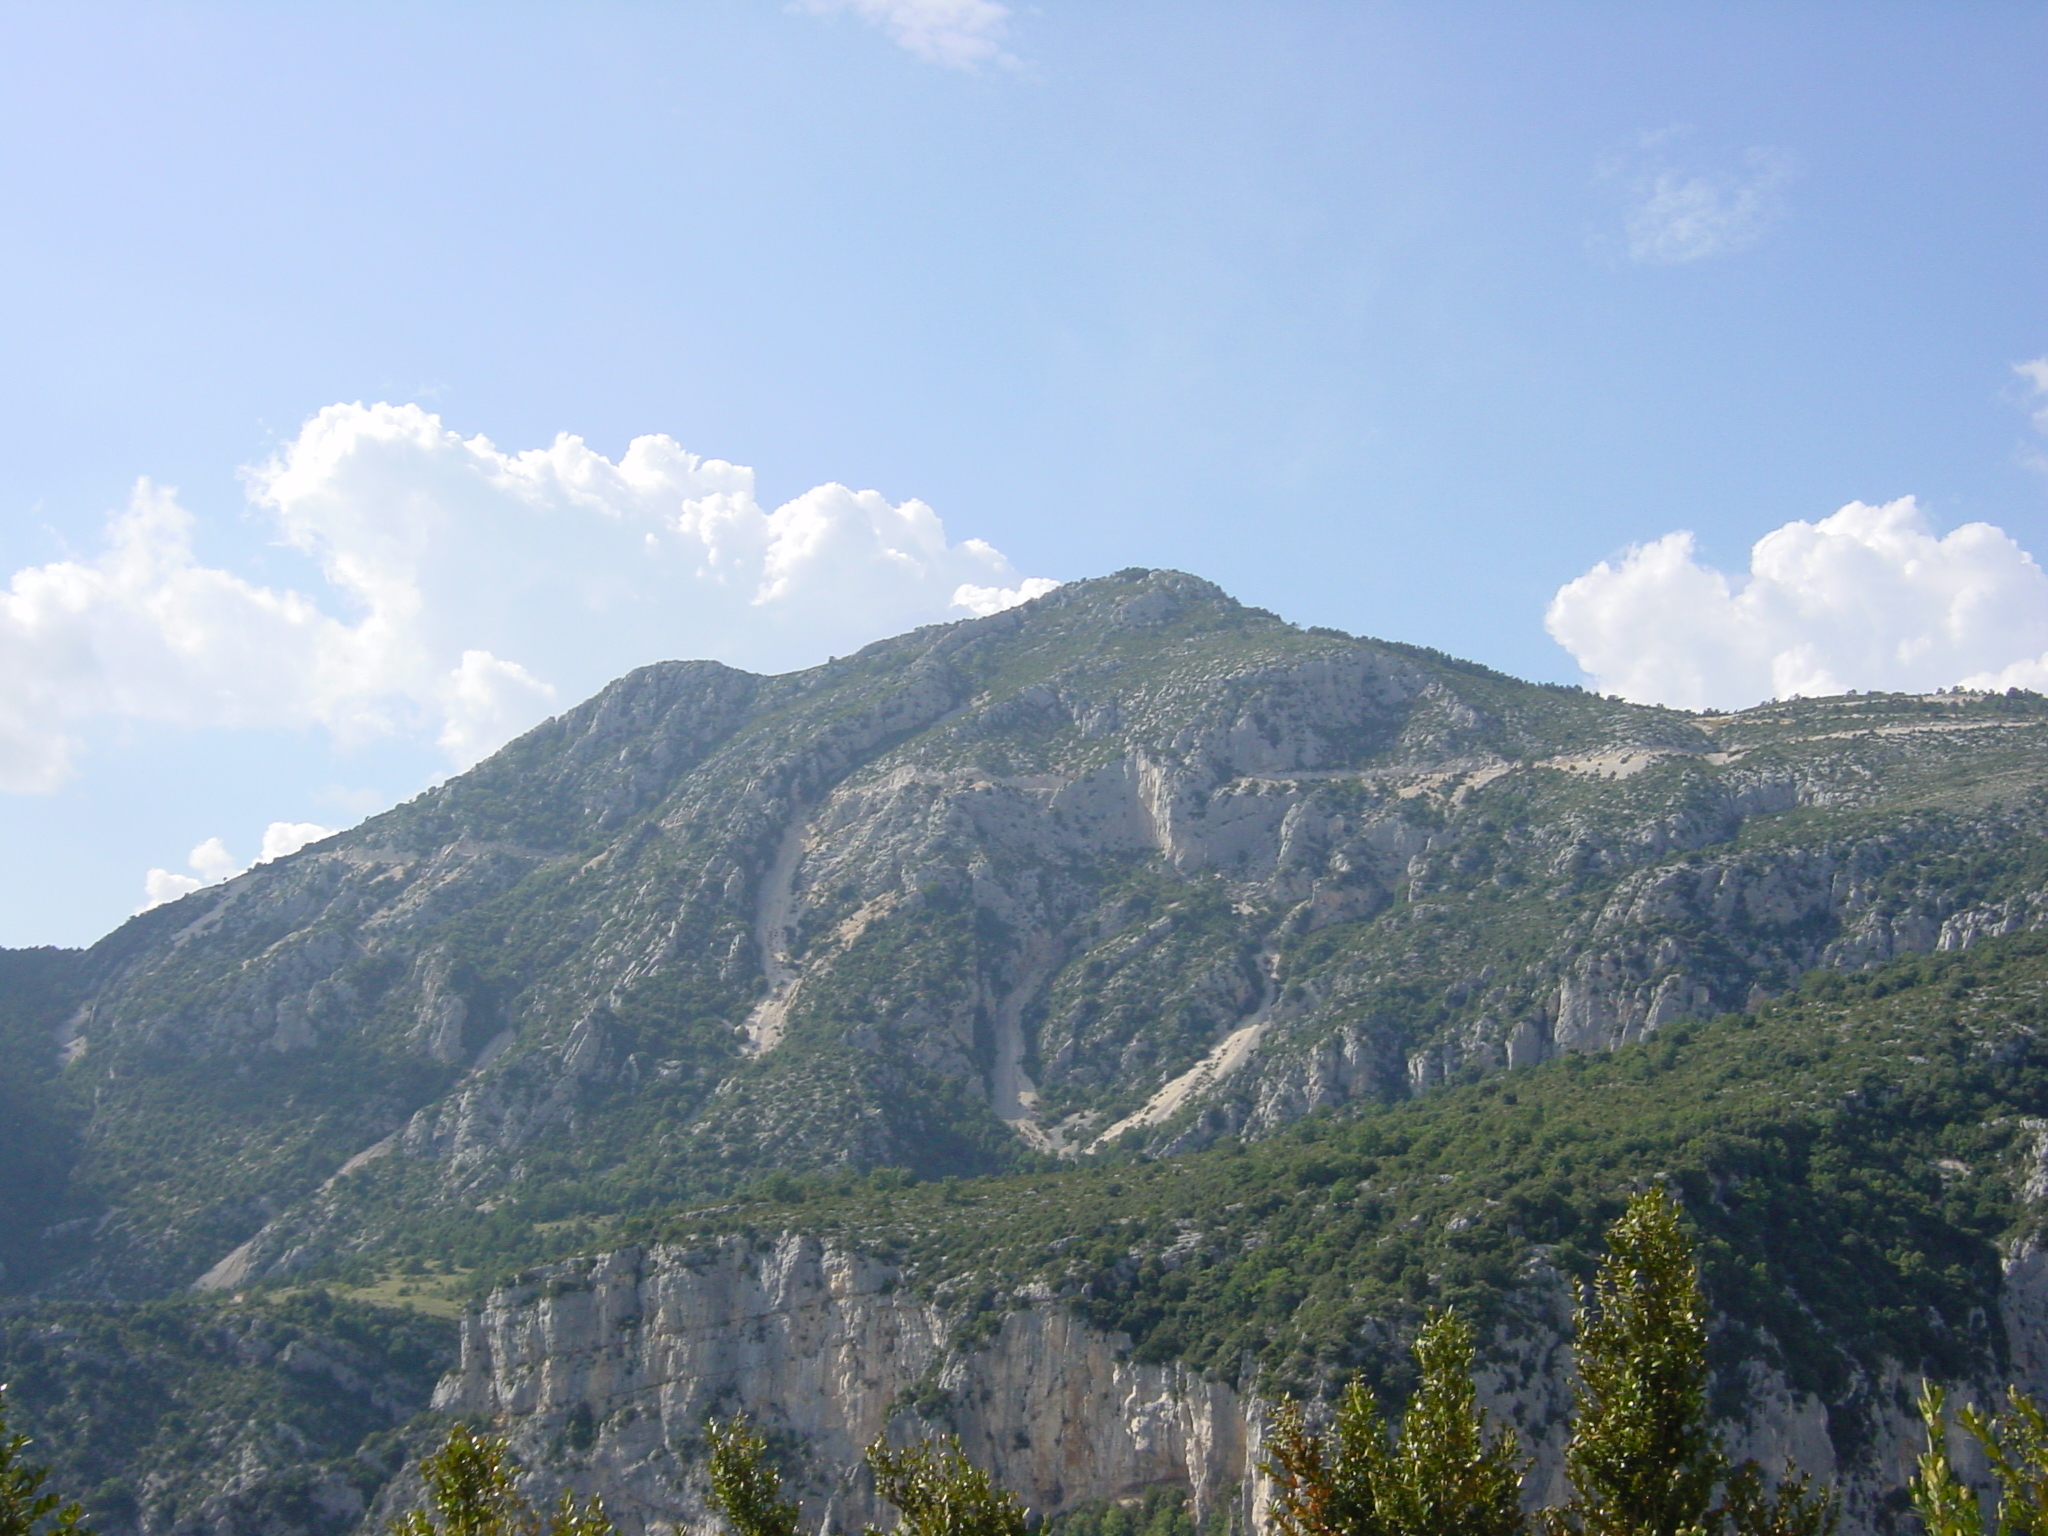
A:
429 1232 2030 1536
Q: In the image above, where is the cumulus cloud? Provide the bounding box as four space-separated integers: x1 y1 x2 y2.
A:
140 869 204 910
953 576 1061 616
796 0 1016 70
1546 497 2048 710
139 820 337 912
1600 134 1795 266
258 821 337 863
4 403 1053 793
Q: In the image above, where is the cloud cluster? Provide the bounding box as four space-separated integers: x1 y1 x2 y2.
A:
1 403 1053 793
1546 497 2048 710
1601 135 1795 266
140 820 335 911
796 0 1016 71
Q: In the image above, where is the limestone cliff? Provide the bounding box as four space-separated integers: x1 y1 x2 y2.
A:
426 1232 2038 1536
429 1237 1247 1535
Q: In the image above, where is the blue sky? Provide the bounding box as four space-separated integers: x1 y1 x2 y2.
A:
2 1 2045 947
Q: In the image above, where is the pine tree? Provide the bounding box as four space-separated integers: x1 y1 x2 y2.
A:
706 1415 803 1536
0 1386 90 1536
1266 1309 1526 1536
863 1436 1029 1536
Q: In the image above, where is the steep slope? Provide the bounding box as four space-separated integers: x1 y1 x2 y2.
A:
0 1290 453 1536
11 568 2048 1299
0 945 90 1287
442 932 2048 1536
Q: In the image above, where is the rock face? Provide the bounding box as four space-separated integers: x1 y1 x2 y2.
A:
431 1237 1249 1535
429 1234 2010 1536
15 569 2048 1296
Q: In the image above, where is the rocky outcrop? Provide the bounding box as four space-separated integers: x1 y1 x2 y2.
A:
429 1236 1254 1535
428 1234 2023 1536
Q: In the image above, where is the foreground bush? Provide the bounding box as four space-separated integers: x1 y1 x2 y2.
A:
0 1386 88 1536
389 1423 615 1536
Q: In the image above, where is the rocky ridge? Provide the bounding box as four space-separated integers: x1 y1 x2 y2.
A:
12 569 2048 1297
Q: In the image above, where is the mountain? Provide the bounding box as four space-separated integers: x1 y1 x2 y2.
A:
437 929 2048 1536
19 567 2048 1298
7 567 2048 1535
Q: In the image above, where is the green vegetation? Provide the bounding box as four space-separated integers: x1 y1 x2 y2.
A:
863 1437 1031 1536
14 574 2048 1528
1043 1487 1206 1536
701 1201 1830 1536
389 1425 615 1536
706 1417 803 1536
0 1290 453 1536
707 1419 1031 1536
1260 1194 1834 1536
1914 1384 2048 1536
638 930 2048 1422
1556 1190 1725 1536
1266 1309 1524 1536
0 1385 88 1536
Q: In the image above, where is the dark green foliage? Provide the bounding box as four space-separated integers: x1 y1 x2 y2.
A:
0 947 89 1290
1043 1487 1203 1536
705 1416 802 1536
862 1437 1029 1536
1915 1383 2048 1536
388 1424 615 1536
1554 1189 1721 1536
1266 1309 1526 1536
1717 1464 1837 1536
646 931 2048 1422
0 1291 452 1536
0 1385 88 1536
390 1426 529 1536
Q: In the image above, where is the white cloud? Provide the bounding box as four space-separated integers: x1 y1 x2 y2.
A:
188 837 238 883
796 0 1016 70
952 575 1061 616
1602 136 1795 266
3 403 1054 792
137 820 336 912
140 869 203 910
1546 497 2048 710
2017 358 2048 435
257 821 336 863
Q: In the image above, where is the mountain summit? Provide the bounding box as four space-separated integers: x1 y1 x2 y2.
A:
13 568 2048 1298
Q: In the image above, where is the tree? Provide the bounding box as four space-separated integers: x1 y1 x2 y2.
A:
1265 1308 1527 1536
706 1415 803 1536
1553 1188 1833 1536
389 1423 615 1536
1553 1188 1725 1536
1914 1381 2048 1536
1717 1461 1837 1536
0 1386 90 1536
863 1436 1029 1536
